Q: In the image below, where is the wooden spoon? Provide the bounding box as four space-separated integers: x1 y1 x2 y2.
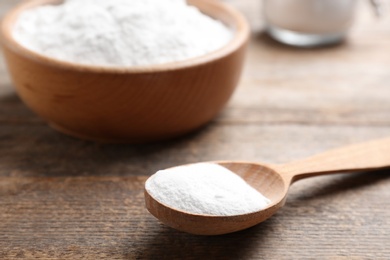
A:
145 137 390 235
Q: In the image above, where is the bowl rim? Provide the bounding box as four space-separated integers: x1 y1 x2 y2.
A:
0 0 249 74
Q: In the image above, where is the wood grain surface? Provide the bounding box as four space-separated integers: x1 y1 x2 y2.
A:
1 0 390 259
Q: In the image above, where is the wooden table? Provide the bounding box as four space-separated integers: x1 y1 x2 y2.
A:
1 1 390 259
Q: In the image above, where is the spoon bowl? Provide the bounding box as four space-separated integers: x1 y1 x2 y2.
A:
145 162 288 235
145 137 390 235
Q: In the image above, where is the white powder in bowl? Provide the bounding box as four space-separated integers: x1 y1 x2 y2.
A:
145 163 270 216
13 0 232 67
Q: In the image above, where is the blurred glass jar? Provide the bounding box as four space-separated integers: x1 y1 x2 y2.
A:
263 0 358 47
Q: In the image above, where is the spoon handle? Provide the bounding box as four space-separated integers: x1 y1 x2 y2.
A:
278 137 390 183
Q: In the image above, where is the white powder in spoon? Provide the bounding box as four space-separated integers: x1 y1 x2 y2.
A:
145 163 270 216
13 0 232 67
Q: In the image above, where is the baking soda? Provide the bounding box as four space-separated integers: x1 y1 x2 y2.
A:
13 0 232 67
145 163 270 216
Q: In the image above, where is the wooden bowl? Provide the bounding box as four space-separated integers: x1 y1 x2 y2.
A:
0 0 249 143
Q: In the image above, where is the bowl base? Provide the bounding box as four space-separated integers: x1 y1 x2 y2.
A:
49 123 149 143
48 122 202 144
